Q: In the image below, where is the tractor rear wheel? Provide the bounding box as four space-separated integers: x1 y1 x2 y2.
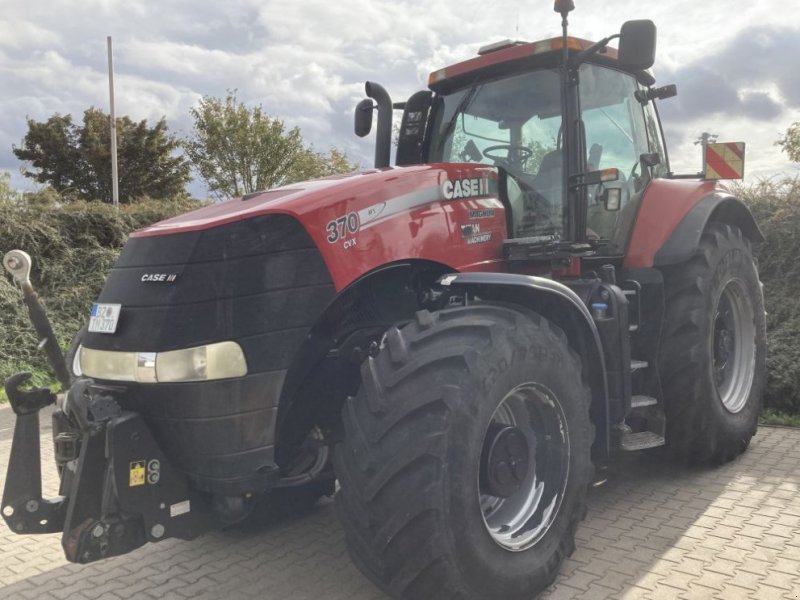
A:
659 223 766 464
334 304 593 600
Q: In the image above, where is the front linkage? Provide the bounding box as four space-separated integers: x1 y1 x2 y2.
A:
2 251 215 563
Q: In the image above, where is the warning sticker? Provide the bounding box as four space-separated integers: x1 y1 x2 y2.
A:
129 460 146 487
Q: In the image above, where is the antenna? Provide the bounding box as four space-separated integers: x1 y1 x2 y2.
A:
695 132 718 146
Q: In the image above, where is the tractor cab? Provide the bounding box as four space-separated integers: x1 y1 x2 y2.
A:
358 16 675 258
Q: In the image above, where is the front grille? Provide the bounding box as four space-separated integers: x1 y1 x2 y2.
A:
79 214 336 494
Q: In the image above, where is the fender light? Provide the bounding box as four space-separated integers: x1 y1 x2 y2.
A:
77 341 248 383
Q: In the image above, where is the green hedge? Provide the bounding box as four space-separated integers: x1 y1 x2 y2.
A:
1 181 798 414
0 193 200 388
738 178 800 414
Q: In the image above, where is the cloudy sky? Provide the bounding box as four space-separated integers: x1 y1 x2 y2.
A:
2 0 798 197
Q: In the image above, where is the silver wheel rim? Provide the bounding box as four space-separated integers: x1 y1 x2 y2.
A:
478 383 569 552
712 278 756 413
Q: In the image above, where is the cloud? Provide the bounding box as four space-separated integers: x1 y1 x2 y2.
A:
1 0 798 196
659 25 800 122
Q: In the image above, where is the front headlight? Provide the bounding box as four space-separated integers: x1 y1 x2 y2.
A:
78 341 248 383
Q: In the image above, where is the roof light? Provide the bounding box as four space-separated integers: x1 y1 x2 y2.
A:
428 68 448 87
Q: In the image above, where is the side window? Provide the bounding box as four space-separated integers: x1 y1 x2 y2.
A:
642 100 668 178
579 65 650 180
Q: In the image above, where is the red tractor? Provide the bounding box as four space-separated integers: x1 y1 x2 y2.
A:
2 3 765 599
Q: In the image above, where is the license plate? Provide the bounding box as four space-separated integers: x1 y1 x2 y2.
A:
88 303 121 334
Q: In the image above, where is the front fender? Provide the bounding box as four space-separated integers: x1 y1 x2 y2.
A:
438 272 611 455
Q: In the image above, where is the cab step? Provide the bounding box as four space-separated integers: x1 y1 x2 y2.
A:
621 430 665 451
631 394 657 408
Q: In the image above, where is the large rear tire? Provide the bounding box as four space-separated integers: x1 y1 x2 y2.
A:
658 223 767 464
334 304 593 600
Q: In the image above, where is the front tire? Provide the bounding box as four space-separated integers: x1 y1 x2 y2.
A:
334 304 593 600
659 223 767 464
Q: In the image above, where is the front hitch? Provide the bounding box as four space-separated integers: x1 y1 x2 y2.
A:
2 376 217 562
1 373 65 535
2 250 217 563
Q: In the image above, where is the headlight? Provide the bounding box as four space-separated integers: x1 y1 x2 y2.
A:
78 341 248 383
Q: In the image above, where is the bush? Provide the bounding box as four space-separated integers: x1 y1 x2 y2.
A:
0 191 201 387
737 178 800 414
1 180 798 416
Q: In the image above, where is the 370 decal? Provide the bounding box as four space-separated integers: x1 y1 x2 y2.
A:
326 212 360 245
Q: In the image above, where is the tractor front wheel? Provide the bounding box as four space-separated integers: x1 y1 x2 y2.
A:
334 304 593 600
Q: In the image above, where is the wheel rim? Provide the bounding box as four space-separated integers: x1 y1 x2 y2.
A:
712 279 756 413
478 383 569 552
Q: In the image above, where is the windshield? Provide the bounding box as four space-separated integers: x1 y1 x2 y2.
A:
428 69 564 238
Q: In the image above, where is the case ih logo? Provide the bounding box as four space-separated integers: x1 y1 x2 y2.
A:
442 177 490 200
141 273 179 283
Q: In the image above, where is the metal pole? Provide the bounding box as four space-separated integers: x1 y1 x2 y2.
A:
107 36 119 208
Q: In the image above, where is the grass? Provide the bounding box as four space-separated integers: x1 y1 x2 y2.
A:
760 408 800 428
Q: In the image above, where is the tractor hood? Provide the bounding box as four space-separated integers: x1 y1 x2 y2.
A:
132 163 504 290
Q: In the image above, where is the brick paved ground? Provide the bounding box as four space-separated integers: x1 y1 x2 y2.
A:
1 405 798 600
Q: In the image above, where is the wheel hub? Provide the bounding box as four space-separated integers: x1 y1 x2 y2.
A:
481 423 532 498
712 279 757 413
478 383 570 552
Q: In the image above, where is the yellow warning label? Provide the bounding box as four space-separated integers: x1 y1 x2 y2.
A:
129 460 146 487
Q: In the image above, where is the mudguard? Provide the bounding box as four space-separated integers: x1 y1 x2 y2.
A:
652 194 764 266
625 179 763 269
437 272 611 454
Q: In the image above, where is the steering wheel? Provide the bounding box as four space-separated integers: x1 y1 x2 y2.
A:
483 144 534 167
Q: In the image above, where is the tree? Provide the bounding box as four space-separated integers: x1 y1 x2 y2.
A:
13 108 191 203
0 172 19 203
776 122 800 163
185 92 357 199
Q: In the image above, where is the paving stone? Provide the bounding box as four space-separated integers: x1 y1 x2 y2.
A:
0 407 798 599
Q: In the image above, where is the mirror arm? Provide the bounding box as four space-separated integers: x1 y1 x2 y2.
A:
569 33 620 68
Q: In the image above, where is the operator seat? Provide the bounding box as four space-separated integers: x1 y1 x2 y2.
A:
531 150 562 209
527 149 562 229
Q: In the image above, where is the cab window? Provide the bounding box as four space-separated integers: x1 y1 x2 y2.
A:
579 64 651 248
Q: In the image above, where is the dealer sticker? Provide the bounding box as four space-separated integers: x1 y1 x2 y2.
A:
88 303 121 334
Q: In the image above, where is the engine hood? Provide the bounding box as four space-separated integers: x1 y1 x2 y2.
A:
132 163 504 290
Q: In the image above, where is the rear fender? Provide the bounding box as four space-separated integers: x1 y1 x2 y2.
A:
438 272 611 456
653 195 764 266
625 178 763 268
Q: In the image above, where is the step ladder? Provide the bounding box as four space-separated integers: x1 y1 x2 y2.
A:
618 360 665 451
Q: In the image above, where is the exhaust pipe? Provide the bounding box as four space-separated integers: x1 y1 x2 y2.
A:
365 81 392 168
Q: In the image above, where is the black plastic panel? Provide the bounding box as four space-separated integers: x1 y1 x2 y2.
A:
80 214 335 495
84 214 336 370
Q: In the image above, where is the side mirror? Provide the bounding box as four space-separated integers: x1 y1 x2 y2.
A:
354 99 374 138
618 20 656 71
599 186 623 211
